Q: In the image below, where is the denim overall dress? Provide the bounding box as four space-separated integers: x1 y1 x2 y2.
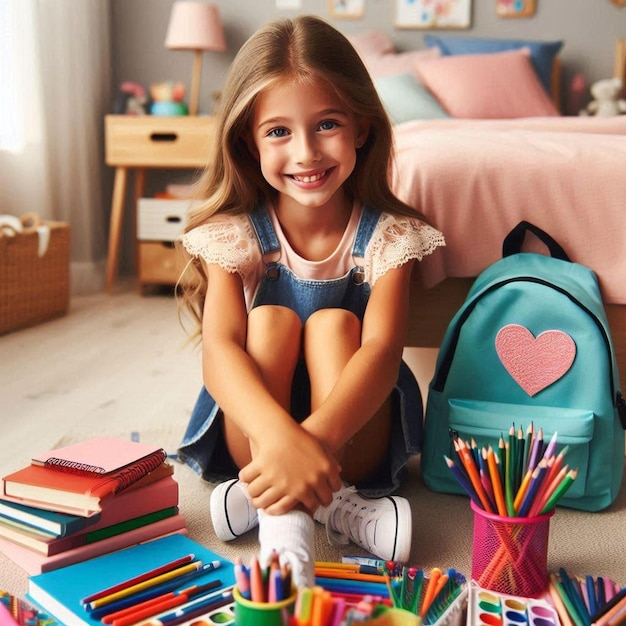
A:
177 205 423 497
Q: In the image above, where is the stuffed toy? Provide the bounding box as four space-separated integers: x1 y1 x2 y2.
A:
582 77 626 116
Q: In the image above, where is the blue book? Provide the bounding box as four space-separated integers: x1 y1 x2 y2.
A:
26 534 235 626
0 499 101 537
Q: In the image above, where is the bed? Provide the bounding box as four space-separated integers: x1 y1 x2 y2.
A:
396 116 626 394
348 32 626 392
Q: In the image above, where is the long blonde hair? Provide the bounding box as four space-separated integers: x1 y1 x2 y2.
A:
178 15 425 336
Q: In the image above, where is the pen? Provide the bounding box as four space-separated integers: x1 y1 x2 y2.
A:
108 580 224 626
88 560 206 609
151 588 235 625
88 561 222 619
80 553 196 605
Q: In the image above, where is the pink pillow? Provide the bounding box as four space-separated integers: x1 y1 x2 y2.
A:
347 31 395 57
361 47 441 83
416 49 559 118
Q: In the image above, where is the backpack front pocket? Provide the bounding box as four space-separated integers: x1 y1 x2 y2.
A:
448 399 594 502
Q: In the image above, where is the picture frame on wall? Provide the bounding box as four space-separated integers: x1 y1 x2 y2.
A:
328 0 365 19
395 0 472 29
496 0 536 18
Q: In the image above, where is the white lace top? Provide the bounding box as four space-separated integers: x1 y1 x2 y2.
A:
181 205 445 311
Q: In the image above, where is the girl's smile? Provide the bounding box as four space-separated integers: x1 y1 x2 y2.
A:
251 79 368 214
289 168 332 186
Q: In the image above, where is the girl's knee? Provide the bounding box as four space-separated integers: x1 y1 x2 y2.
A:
248 305 302 339
305 308 361 339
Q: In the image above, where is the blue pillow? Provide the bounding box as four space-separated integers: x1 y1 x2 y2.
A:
424 35 562 94
374 73 451 123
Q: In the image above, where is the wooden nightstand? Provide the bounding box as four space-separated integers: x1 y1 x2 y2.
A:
104 115 216 292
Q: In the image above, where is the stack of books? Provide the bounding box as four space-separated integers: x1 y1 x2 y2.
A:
0 437 186 574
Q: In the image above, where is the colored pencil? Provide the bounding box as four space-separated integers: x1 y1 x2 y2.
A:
88 563 222 620
486 446 507 516
100 580 220 624
591 588 626 624
523 422 534 475
249 556 265 602
455 439 494 513
88 560 213 610
444 456 481 508
107 581 222 626
550 573 586 626
540 469 578 514
549 576 575 626
542 431 559 462
528 427 544 471
518 460 548 517
80 553 196 604
505 441 515 516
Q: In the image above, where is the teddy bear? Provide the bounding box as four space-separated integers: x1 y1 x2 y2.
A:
582 77 626 116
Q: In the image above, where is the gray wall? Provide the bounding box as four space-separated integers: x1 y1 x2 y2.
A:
111 0 626 116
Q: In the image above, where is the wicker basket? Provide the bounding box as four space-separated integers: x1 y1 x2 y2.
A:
0 216 71 335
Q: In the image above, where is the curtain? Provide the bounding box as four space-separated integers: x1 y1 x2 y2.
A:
0 0 112 295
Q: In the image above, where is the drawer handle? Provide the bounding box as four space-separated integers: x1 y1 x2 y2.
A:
166 216 182 223
150 132 179 143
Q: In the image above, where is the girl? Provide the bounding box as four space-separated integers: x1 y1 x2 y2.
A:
176 15 444 586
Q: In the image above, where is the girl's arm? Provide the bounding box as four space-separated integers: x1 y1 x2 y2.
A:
300 259 416 455
200 262 342 513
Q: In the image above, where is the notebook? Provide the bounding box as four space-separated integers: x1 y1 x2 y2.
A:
31 437 166 477
2 454 169 516
27 534 234 626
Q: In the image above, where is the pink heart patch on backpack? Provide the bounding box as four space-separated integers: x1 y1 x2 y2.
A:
495 324 576 396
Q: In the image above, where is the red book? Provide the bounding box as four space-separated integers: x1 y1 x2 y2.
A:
0 460 174 517
2 455 170 516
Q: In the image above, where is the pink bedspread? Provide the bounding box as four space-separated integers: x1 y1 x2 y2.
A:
392 116 626 304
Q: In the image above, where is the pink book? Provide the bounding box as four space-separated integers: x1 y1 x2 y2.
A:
31 436 166 476
0 514 188 575
81 475 178 531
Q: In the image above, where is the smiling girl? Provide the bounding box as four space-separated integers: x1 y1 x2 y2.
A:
176 15 444 586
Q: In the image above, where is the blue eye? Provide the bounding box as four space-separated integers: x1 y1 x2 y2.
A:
267 127 289 138
318 120 339 131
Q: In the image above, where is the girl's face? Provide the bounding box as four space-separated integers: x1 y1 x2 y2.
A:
250 78 368 213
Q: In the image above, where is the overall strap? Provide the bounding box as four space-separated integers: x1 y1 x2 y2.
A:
352 205 382 261
249 205 281 256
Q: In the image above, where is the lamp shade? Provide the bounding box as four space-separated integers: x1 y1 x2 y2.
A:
165 2 226 52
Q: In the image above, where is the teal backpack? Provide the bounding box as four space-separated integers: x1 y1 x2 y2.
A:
421 222 626 512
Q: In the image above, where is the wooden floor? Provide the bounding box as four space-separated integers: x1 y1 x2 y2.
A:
0 285 204 479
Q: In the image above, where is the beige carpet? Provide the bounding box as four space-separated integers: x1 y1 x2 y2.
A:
1 286 624 599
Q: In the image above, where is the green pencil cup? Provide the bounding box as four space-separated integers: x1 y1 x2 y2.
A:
233 586 297 625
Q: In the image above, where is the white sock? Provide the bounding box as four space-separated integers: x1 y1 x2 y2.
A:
258 509 315 588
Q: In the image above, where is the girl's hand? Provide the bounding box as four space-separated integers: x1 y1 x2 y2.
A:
239 421 342 515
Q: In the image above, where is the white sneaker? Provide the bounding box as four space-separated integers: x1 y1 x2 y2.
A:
314 485 412 563
209 479 259 541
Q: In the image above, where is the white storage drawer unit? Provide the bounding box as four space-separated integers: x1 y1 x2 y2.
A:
137 198 200 242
